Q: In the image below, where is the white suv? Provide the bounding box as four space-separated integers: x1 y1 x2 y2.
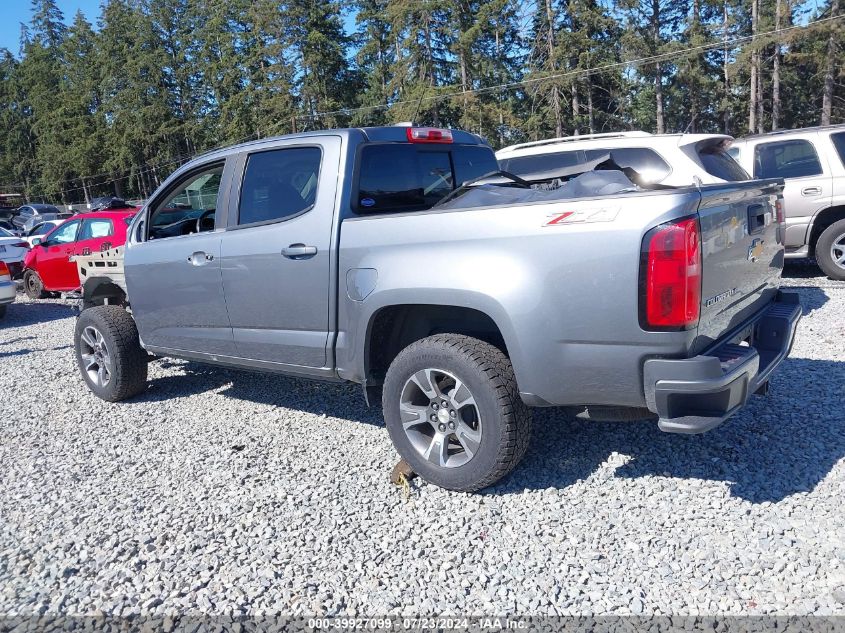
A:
496 131 749 187
729 125 845 279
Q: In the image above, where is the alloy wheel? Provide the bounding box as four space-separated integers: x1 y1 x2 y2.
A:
399 368 482 468
79 326 112 388
830 231 845 271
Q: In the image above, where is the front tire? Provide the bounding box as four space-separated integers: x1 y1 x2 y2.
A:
23 270 48 299
382 334 531 492
74 305 148 402
816 219 845 281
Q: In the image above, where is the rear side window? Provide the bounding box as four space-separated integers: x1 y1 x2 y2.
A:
499 150 581 176
830 132 845 167
239 147 322 225
79 219 114 240
754 139 823 178
356 144 497 213
696 142 749 181
584 147 671 182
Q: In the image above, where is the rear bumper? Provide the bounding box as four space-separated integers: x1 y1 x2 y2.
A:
643 291 801 434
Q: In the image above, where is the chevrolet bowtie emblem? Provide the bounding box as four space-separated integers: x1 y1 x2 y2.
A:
748 238 764 262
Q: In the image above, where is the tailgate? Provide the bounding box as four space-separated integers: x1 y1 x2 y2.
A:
695 179 784 352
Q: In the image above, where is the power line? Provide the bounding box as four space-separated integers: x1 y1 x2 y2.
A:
7 12 842 200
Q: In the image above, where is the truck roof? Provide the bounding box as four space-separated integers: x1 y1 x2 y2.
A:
193 126 488 164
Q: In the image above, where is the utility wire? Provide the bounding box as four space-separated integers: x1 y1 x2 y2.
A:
8 12 843 200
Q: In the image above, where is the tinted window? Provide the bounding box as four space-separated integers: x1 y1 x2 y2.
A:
47 220 80 244
79 219 114 240
238 147 322 225
500 150 581 176
149 165 223 239
754 139 823 179
696 143 749 181
0 227 12 238
356 144 497 212
830 132 845 167
585 147 672 182
452 145 499 185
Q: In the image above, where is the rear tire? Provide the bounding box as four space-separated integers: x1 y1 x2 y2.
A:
816 219 845 281
23 270 48 299
74 305 148 402
382 334 531 492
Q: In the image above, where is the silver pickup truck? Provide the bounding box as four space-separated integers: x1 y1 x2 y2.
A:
73 126 800 492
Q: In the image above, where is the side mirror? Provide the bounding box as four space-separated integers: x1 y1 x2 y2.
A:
31 237 43 246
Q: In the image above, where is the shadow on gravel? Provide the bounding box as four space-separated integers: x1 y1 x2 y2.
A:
0 301 76 327
791 286 830 315
140 360 383 426
782 259 824 279
496 357 845 504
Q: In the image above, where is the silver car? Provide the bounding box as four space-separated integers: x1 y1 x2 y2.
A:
730 125 845 279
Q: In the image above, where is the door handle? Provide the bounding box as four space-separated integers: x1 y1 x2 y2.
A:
282 244 318 259
187 251 214 266
801 186 822 196
747 203 767 234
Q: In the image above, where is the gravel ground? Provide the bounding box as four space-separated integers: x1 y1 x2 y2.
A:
0 261 844 620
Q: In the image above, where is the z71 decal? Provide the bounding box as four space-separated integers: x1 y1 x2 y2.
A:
544 207 620 227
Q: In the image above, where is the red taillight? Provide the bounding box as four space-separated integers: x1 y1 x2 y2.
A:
406 127 453 144
775 198 785 225
11 241 29 249
642 217 701 329
0 261 9 280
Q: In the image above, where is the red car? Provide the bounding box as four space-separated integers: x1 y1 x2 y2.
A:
23 208 137 298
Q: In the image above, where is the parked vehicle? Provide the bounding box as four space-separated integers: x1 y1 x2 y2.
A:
21 219 66 247
0 220 15 232
0 226 30 279
73 126 799 492
10 203 63 232
22 208 137 299
729 124 845 279
496 131 750 186
0 261 15 319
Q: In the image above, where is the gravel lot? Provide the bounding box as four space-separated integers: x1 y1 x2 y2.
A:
1 261 844 620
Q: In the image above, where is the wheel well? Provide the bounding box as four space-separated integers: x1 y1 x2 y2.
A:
366 305 507 383
809 206 845 254
82 278 126 310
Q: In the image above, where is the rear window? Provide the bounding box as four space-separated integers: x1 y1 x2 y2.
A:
500 147 671 183
830 132 845 167
356 144 497 213
584 147 671 183
499 150 582 176
696 142 749 181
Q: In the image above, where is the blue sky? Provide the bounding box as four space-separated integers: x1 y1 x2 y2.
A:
2 1 360 54
2 0 101 52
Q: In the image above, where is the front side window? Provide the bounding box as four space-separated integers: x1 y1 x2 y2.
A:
47 220 80 244
830 132 845 167
149 164 223 240
79 219 114 240
238 147 322 226
754 139 823 179
29 223 51 236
